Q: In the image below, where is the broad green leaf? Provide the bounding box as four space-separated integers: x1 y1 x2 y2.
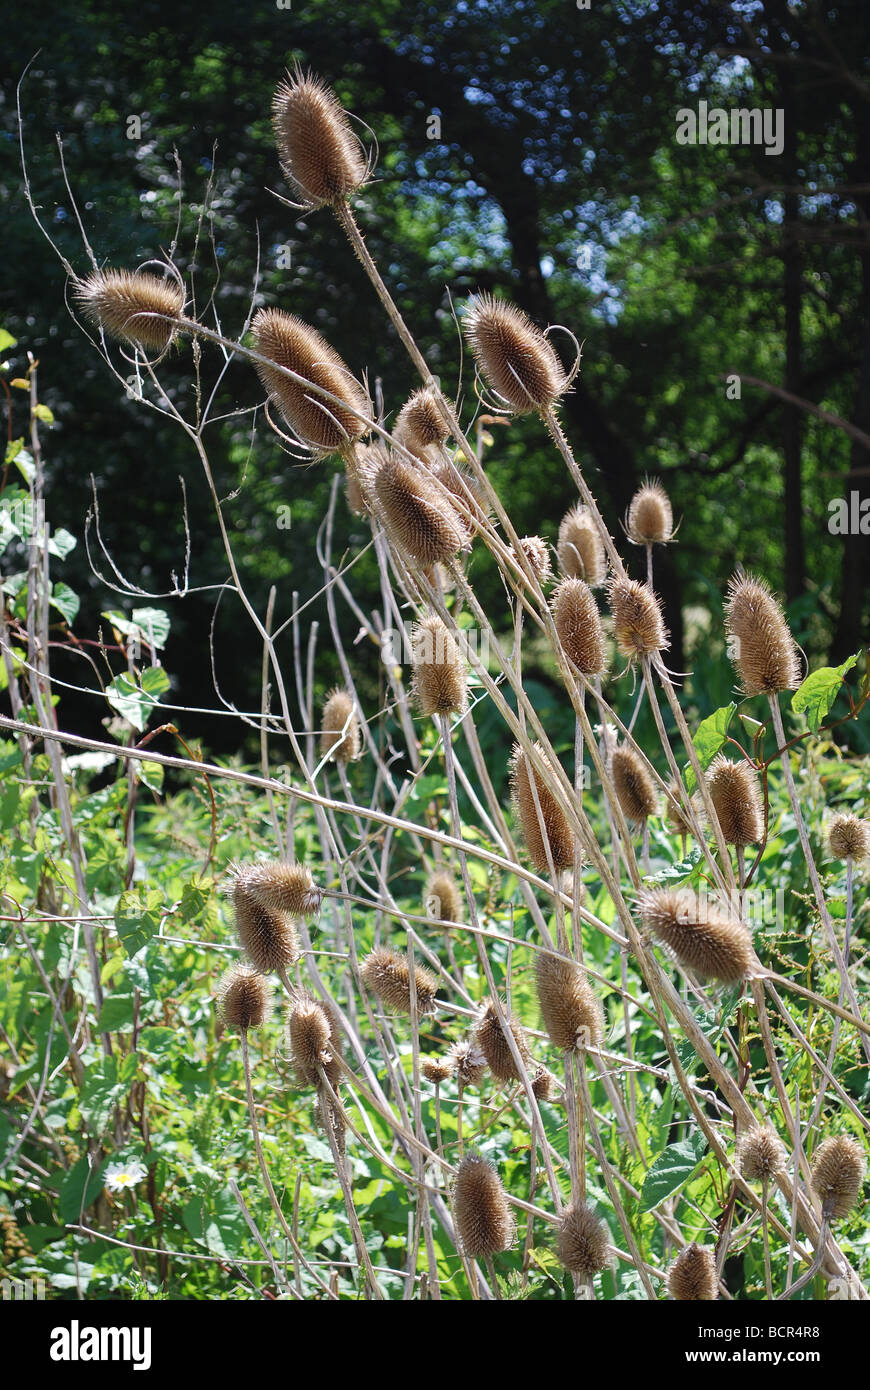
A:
50 581 80 626
106 665 169 731
791 654 859 732
59 1155 110 1223
114 885 164 957
102 607 170 651
79 1059 127 1134
32 403 54 425
47 528 77 560
13 448 35 484
684 703 737 792
136 760 164 793
0 329 17 353
644 846 702 885
96 992 137 1032
640 1132 708 1211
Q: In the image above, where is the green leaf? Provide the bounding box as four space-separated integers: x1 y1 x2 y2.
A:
106 665 169 731
32 403 54 425
684 704 737 792
643 846 702 885
13 448 35 484
102 607 170 651
59 1155 110 1223
136 760 164 794
50 582 80 626
640 1132 708 1211
114 885 164 957
791 654 859 733
96 992 137 1032
0 329 18 353
79 1059 127 1134
47 528 77 561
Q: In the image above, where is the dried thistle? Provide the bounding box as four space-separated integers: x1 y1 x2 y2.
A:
422 1056 455 1085
453 1152 515 1257
289 993 342 1088
668 1243 717 1300
811 1135 866 1220
360 946 437 1015
272 69 368 209
75 268 184 353
446 1037 488 1088
828 813 870 862
737 1126 787 1183
252 307 368 455
556 1203 610 1279
608 577 669 659
474 1000 531 1083
238 861 322 920
393 388 449 456
425 871 463 927
637 888 754 984
372 450 469 566
552 577 606 676
707 755 763 846
626 479 674 545
411 613 468 717
217 964 272 1033
724 572 800 695
513 535 553 585
320 688 361 764
535 951 604 1051
531 1067 553 1102
231 874 300 976
611 744 657 824
463 293 568 414
510 742 575 874
557 504 606 586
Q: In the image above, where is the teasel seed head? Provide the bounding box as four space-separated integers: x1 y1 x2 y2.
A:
513 535 553 585
828 813 870 863
446 1037 488 1088
557 1203 611 1280
372 450 470 567
626 478 674 545
411 613 468 718
463 293 568 414
320 688 362 764
75 268 185 353
637 888 754 984
608 577 669 660
737 1125 788 1183
611 744 658 825
422 1056 455 1085
252 307 368 456
811 1135 866 1221
510 742 576 874
453 1152 515 1257
474 999 531 1083
535 951 604 1051
552 577 607 676
217 963 272 1032
557 504 606 586
272 69 368 209
236 860 322 920
231 870 301 976
289 993 342 1088
531 1067 553 1102
393 388 449 457
425 870 463 927
707 755 763 846
360 946 438 1016
665 780 703 840
668 1243 717 1301
724 572 801 695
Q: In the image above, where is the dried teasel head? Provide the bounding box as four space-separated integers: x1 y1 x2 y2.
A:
474 1000 531 1083
272 68 368 209
411 613 468 718
75 268 185 353
288 993 342 1088
667 1243 717 1301
611 744 657 825
422 1056 455 1085
724 572 801 695
453 1152 515 1257
707 755 763 847
531 1067 553 1102
446 1037 488 1088
637 888 754 985
626 478 674 545
828 813 870 863
372 449 470 567
320 687 361 764
217 963 272 1033
811 1135 866 1221
252 307 368 456
425 871 463 927
393 388 449 457
510 742 575 874
608 577 669 660
535 951 604 1052
737 1125 788 1183
552 577 606 676
237 860 322 920
513 536 553 585
360 946 438 1016
557 504 606 586
463 293 568 414
230 868 301 976
556 1203 611 1280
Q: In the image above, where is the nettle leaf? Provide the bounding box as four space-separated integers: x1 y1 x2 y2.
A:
50 582 80 626
115 886 164 957
684 704 737 792
106 665 169 731
791 654 859 733
640 1132 708 1212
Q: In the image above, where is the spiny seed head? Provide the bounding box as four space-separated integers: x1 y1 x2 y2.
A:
394 389 449 456
737 1125 788 1183
707 755 763 846
453 1152 515 1257
725 572 801 695
422 1056 455 1085
372 450 470 566
360 947 438 1016
665 781 702 840
811 1135 866 1221
828 813 870 862
536 951 604 1051
252 307 368 455
289 993 341 1087
75 268 184 353
272 69 368 209
217 963 272 1032
557 505 606 586
510 742 575 874
320 688 361 763
552 577 606 676
425 871 463 927
463 293 568 414
474 1000 531 1083
637 888 754 984
626 479 674 545
557 1203 610 1279
531 1067 553 1101
513 535 553 585
611 745 658 824
236 860 322 920
608 577 669 659
411 613 468 717
668 1244 717 1301
447 1037 488 1088
231 874 300 975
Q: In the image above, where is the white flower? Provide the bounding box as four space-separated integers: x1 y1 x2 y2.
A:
104 1161 147 1193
